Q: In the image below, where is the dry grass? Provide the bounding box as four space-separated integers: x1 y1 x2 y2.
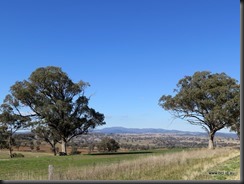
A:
51 147 240 180
0 149 53 159
2 147 239 180
4 172 48 180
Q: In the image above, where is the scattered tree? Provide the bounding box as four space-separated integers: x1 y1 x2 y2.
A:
0 96 30 157
69 142 81 155
29 141 34 151
159 71 240 149
32 124 61 155
97 137 120 152
88 142 95 154
9 66 106 154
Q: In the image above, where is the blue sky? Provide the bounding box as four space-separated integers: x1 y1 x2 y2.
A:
0 0 240 133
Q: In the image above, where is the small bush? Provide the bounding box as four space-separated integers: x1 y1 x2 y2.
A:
69 150 81 155
11 153 25 158
97 137 120 153
59 152 67 156
69 147 81 155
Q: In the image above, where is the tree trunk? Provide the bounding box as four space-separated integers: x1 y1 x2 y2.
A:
208 131 215 149
52 146 57 156
51 141 57 156
33 134 38 152
61 139 67 153
8 135 13 158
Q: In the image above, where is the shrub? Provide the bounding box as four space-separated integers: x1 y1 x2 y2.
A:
97 137 120 152
10 153 24 158
70 150 81 155
59 152 67 156
69 145 81 155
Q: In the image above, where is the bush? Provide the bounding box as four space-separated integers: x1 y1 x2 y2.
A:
10 153 24 158
70 150 81 155
70 144 81 155
69 146 81 155
59 152 67 156
97 137 120 152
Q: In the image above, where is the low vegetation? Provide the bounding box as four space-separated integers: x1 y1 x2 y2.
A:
0 147 240 180
196 155 240 180
58 147 239 180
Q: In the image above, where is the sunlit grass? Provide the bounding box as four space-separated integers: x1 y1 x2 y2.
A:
0 148 185 180
57 148 239 180
195 155 240 180
0 147 240 180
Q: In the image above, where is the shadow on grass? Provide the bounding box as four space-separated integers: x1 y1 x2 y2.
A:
87 151 153 156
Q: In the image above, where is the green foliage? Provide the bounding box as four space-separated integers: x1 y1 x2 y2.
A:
0 97 30 156
97 137 120 152
159 71 240 149
8 66 106 153
229 121 240 139
32 125 61 155
0 126 8 149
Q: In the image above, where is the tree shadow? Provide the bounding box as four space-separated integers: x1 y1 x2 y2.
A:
87 151 153 156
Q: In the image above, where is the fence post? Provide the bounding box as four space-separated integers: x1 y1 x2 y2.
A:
48 165 54 180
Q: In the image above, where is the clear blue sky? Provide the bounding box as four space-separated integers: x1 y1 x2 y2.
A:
0 0 240 133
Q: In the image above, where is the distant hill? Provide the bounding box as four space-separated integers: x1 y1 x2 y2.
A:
93 126 238 139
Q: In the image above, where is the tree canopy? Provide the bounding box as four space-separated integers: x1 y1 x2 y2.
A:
0 96 30 157
31 124 61 155
97 137 120 152
158 71 240 149
8 66 106 153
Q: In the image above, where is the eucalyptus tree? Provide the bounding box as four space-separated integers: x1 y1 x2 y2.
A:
0 95 30 157
10 66 105 154
159 71 240 149
32 124 61 155
0 125 8 149
228 114 240 139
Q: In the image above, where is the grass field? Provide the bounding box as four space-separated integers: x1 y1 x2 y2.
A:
0 147 240 180
195 155 240 180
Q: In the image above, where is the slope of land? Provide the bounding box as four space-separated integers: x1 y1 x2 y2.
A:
0 147 240 180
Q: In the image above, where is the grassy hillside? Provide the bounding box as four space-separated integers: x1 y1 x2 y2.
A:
195 155 240 180
0 147 240 180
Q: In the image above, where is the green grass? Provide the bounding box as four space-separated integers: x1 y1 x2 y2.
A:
195 155 240 180
51 147 239 180
1 148 239 180
0 148 187 180
0 150 53 159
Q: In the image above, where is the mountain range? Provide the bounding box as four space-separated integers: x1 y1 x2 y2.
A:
93 126 238 139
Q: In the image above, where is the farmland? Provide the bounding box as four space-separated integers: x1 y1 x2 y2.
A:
0 131 240 181
0 148 240 180
0 148 185 180
3 130 240 154
0 147 240 180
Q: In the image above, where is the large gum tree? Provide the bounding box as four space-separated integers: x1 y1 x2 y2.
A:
158 71 240 149
9 66 105 154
